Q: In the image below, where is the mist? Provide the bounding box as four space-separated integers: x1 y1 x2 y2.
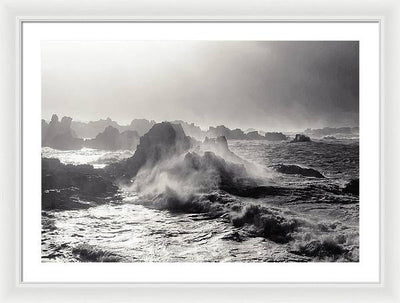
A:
42 41 359 131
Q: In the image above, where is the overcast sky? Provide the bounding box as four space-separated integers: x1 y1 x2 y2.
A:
42 41 359 131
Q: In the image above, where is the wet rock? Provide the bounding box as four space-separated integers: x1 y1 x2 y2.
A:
274 164 325 178
246 131 265 140
84 126 139 151
42 114 84 150
206 125 247 140
107 122 192 179
291 134 311 143
264 132 288 141
42 158 119 210
342 179 359 195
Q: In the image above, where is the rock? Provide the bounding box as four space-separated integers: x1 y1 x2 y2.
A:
342 179 359 195
42 114 84 150
42 158 119 210
264 132 288 141
107 122 192 179
171 120 205 140
84 126 139 151
206 125 247 140
291 134 311 142
275 164 325 178
246 131 265 140
71 117 124 139
129 119 156 136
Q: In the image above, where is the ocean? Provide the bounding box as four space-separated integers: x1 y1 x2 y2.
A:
42 138 359 262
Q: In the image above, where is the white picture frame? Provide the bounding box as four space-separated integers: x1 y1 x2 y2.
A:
0 0 399 301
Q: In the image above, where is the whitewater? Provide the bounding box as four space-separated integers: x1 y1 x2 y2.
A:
42 138 359 262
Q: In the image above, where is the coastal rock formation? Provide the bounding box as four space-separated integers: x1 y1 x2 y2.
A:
246 131 266 140
171 120 206 140
107 122 192 179
206 125 247 140
71 117 123 139
264 132 288 141
84 126 139 151
291 134 311 143
42 115 84 150
42 158 119 210
342 179 359 195
129 119 156 136
274 164 325 178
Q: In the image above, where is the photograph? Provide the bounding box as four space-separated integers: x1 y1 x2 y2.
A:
40 40 360 263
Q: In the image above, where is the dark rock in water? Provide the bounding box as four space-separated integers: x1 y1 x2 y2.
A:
275 164 325 178
42 114 84 150
84 126 139 151
246 131 265 140
264 132 288 141
42 158 119 210
107 122 192 179
291 134 311 143
323 136 337 140
342 179 359 195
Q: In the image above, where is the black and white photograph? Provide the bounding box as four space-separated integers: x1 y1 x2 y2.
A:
41 40 360 263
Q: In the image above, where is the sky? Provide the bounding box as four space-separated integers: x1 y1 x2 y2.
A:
42 41 359 131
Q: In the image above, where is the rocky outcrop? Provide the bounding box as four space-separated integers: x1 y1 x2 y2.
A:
291 134 311 143
171 120 206 140
129 119 156 136
71 117 123 139
206 125 247 140
264 132 288 141
274 164 325 178
42 158 119 210
107 122 192 179
342 179 359 195
42 115 84 150
84 126 139 151
246 131 266 140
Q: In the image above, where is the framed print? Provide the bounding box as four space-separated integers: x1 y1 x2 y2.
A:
19 20 379 284
0 0 399 301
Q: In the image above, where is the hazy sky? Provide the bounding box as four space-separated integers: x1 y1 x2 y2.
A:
42 41 359 131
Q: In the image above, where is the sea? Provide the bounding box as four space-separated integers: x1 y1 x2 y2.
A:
41 137 359 262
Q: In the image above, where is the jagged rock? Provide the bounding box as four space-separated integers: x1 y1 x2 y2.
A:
84 126 139 151
129 119 156 136
107 122 192 179
264 132 288 141
246 131 265 140
342 179 359 195
171 120 205 140
71 117 124 139
42 158 119 210
42 114 83 150
206 125 247 140
274 164 325 178
291 134 311 143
